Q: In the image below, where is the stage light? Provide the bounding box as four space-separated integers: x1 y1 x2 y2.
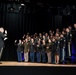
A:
21 3 25 6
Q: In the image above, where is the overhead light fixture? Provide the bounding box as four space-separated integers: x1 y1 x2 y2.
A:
21 3 25 6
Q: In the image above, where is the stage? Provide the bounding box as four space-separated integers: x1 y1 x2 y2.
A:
0 61 76 67
0 61 76 75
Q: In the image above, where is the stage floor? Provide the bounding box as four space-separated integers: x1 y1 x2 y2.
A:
0 61 76 67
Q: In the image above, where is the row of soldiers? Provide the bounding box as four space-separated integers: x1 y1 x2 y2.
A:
15 24 76 64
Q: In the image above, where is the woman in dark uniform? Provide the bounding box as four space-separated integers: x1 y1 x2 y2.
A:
55 36 60 64
51 37 57 64
46 39 52 63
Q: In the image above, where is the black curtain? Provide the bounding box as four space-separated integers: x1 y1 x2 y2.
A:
0 3 76 61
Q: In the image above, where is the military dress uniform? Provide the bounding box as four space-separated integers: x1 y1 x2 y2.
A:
24 41 30 62
46 42 52 63
30 42 35 62
51 41 56 64
41 44 46 63
36 43 42 63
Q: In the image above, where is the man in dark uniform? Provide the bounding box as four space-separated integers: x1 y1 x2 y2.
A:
65 28 72 57
30 38 35 62
0 27 7 64
14 39 23 62
36 40 42 63
71 24 76 63
60 34 66 63
34 35 39 62
23 38 30 62
39 33 43 40
72 24 76 51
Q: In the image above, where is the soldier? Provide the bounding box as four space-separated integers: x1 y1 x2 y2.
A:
14 39 23 62
45 33 49 43
51 37 56 64
56 28 61 35
30 38 35 62
39 33 43 40
72 24 76 48
60 34 66 63
23 38 30 62
41 40 46 63
46 39 52 63
36 40 42 63
65 28 72 57
55 33 60 64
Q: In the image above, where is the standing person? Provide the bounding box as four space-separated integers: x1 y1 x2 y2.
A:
55 36 60 64
49 30 53 36
23 38 30 62
68 25 72 33
72 24 76 51
45 33 49 43
36 40 42 63
0 27 7 64
34 35 39 62
55 33 61 64
65 28 72 57
56 28 61 35
39 33 43 40
46 39 52 63
14 39 23 62
41 40 46 63
60 34 66 63
30 38 35 62
51 37 56 64
73 24 76 30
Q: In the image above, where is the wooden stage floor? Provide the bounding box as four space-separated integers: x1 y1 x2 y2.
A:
0 61 76 67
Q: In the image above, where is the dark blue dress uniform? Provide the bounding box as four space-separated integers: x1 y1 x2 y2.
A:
36 44 42 63
60 37 66 63
15 42 23 62
30 42 35 62
65 32 72 57
72 28 76 56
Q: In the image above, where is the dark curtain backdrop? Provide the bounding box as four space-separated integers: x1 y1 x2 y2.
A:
0 3 76 61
